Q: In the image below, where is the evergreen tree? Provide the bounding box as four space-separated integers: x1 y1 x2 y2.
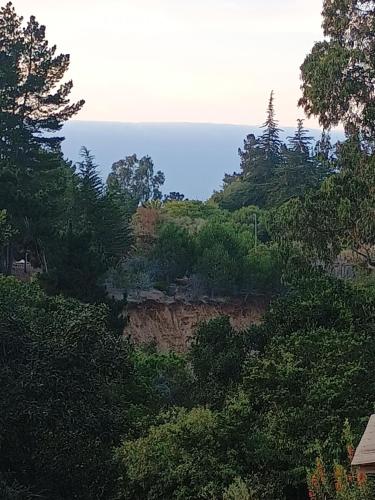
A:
77 147 103 226
235 136 271 207
0 2 84 161
238 133 258 176
259 91 283 162
228 94 283 208
0 3 84 274
287 119 314 157
43 149 131 304
314 130 334 161
164 192 185 202
314 130 337 176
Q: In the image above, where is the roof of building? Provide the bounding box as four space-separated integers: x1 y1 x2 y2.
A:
352 415 375 466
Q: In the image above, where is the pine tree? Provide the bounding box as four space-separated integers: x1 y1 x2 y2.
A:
47 149 131 303
77 147 103 198
75 147 106 238
287 119 314 156
0 2 84 162
0 3 84 274
259 91 283 162
314 130 333 161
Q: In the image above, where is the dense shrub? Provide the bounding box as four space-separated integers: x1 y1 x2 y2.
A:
0 277 144 499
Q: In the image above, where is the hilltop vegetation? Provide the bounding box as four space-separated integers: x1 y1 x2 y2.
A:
0 1 374 499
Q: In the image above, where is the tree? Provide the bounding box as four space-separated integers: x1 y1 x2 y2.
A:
299 0 375 142
227 274 375 496
43 149 131 304
286 140 374 269
287 119 313 157
314 130 335 163
259 91 283 163
163 192 185 202
189 317 250 408
290 1 374 270
307 423 375 500
0 277 145 499
0 2 84 161
0 3 84 274
107 154 165 212
77 147 103 202
0 210 14 272
194 222 247 295
0 148 72 274
151 222 195 283
117 407 227 500
218 93 321 210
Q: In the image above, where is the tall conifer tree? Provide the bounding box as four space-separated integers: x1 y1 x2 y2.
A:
0 2 84 160
0 3 84 273
287 119 314 156
259 91 283 162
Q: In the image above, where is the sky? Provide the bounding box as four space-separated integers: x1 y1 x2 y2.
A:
12 0 325 127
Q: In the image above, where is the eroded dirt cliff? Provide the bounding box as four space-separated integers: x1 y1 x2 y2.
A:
125 295 267 352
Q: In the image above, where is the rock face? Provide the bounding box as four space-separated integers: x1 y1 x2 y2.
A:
125 296 267 352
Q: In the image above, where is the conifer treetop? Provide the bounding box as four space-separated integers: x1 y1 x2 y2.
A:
259 91 283 162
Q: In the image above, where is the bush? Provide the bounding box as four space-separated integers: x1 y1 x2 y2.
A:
117 407 227 500
0 277 146 499
152 222 195 282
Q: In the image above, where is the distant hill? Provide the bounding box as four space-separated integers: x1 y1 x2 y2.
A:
62 121 345 200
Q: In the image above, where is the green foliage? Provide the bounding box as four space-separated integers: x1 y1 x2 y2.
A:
242 244 282 294
299 0 375 141
0 147 73 273
0 277 147 499
119 274 375 499
164 191 185 202
213 178 265 211
117 407 227 500
151 222 195 281
216 101 333 211
115 204 280 298
193 221 280 296
133 347 193 409
0 2 87 274
1 2 374 500
42 148 131 305
279 140 375 268
189 317 250 408
227 275 375 494
307 423 375 500
0 478 35 500
194 222 245 295
287 119 313 156
163 199 227 234
0 2 84 160
107 154 165 212
0 210 13 251
259 90 283 163
230 206 269 243
223 478 255 500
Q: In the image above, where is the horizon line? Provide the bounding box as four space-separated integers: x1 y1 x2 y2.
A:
67 119 344 132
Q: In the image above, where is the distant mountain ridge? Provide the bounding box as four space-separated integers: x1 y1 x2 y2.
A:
62 121 345 200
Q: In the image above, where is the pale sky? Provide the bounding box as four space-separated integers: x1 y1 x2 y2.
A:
11 0 325 127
